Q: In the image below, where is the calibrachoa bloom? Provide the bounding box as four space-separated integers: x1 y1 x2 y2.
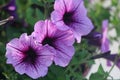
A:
2 0 17 19
6 33 54 79
32 20 75 67
51 0 94 43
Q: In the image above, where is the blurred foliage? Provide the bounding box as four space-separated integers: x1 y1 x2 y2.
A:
0 0 120 80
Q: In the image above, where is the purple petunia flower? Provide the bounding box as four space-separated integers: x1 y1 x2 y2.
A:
101 20 111 66
101 20 109 53
2 0 17 19
51 0 94 43
85 20 111 66
6 33 54 79
84 20 109 53
32 20 75 67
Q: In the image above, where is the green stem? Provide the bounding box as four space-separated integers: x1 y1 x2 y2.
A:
43 0 49 19
104 55 119 79
72 54 92 66
65 54 92 72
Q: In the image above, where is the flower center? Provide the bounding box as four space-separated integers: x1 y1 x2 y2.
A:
42 37 55 46
23 47 37 64
63 12 74 25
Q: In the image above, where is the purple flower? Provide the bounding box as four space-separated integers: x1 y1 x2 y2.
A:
32 20 75 67
2 0 17 19
83 20 111 66
100 20 111 66
83 31 102 47
101 20 109 53
51 0 94 43
6 33 54 79
84 20 109 53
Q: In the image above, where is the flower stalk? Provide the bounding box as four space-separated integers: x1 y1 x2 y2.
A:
0 16 14 26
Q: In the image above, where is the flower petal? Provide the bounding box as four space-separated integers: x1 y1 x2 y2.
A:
54 0 66 14
55 30 75 46
25 64 48 79
47 21 74 45
67 0 83 12
33 20 47 43
54 0 83 12
101 20 109 53
51 11 70 30
51 11 63 23
37 45 54 66
54 43 75 67
54 20 69 31
19 33 30 50
6 38 25 51
101 38 109 53
72 1 87 18
70 17 94 43
14 62 26 74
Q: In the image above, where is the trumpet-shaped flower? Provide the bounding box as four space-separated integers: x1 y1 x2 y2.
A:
32 20 75 67
101 20 109 53
6 33 53 79
51 0 94 43
84 20 110 66
84 20 109 53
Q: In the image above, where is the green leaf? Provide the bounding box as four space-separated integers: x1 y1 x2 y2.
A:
98 64 105 74
89 64 108 80
90 73 106 80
